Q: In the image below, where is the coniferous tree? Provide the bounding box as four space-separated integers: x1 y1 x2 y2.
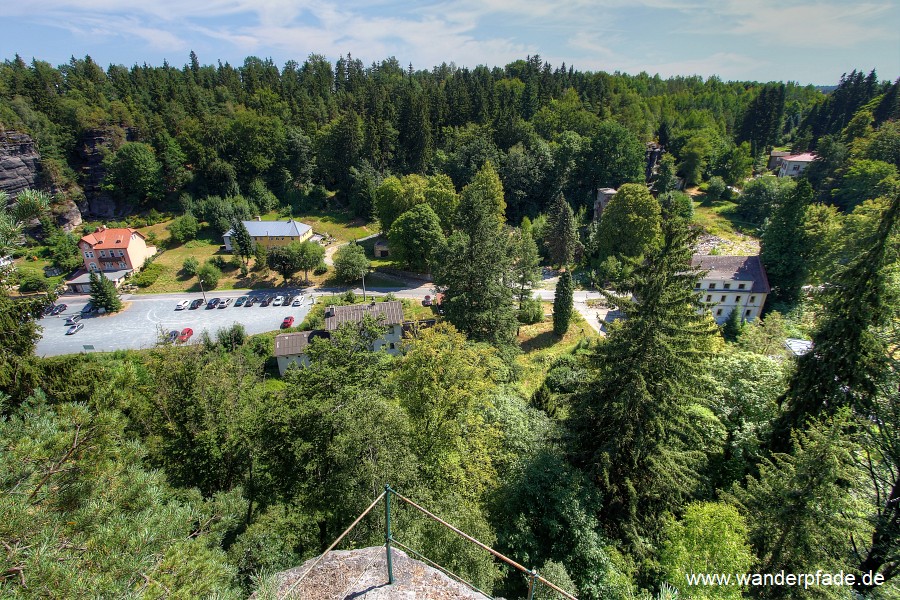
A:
229 216 254 266
722 307 744 342
433 162 516 347
552 270 573 336
571 216 716 558
761 180 813 306
511 217 542 309
89 270 122 313
771 190 900 451
545 193 579 268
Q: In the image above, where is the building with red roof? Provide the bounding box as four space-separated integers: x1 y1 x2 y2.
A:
777 152 817 178
65 226 157 293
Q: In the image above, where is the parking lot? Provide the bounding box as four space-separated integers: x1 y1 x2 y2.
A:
36 289 314 357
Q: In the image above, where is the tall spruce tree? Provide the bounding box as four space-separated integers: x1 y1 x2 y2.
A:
432 162 516 347
229 216 254 266
771 190 900 452
552 270 573 336
571 216 717 558
545 193 579 267
761 180 813 306
89 270 122 313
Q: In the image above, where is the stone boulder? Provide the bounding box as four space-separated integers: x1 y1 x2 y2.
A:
0 130 40 197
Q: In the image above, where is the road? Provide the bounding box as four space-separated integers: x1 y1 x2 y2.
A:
35 283 609 356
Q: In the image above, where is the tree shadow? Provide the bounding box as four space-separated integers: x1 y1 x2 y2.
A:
520 329 557 353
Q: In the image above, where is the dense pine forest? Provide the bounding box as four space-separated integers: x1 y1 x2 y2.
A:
2 52 900 598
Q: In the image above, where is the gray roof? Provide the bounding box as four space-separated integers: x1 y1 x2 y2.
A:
691 255 771 294
66 268 131 284
325 300 404 331
785 338 813 357
224 220 311 238
274 331 313 357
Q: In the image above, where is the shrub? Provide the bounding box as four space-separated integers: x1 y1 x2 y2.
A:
182 256 200 276
198 262 222 288
133 262 163 287
342 290 357 303
706 176 727 201
313 262 328 276
18 272 48 292
167 214 200 245
517 295 544 324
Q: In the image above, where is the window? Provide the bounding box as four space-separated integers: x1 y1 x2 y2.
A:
99 250 107 257
706 295 712 302
708 283 715 289
716 308 723 316
119 261 127 268
694 282 700 288
721 295 726 302
750 295 756 303
89 262 97 270
117 250 125 257
735 296 741 303
84 251 94 258
745 309 752 316
389 343 396 350
724 283 731 289
738 283 746 290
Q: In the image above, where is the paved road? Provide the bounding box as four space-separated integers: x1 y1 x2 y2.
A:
35 282 608 356
36 289 314 357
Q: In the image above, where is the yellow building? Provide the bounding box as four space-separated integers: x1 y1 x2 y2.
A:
223 219 313 251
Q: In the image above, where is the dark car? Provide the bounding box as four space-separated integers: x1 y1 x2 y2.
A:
189 298 204 310
81 302 96 315
217 297 233 309
51 303 67 316
260 295 273 307
177 327 194 343
245 296 257 307
281 316 295 329
235 295 249 307
43 304 56 316
166 330 179 343
206 298 221 309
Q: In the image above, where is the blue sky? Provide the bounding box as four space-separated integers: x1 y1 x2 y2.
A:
1 0 897 85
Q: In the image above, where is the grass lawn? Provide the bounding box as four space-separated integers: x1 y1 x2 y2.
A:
261 208 378 242
516 302 596 397
692 198 761 255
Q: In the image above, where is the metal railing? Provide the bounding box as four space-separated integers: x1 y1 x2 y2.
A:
278 485 578 600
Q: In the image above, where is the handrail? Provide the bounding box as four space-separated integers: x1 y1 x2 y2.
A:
279 491 386 599
387 487 577 600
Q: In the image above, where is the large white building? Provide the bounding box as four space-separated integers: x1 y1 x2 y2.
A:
691 255 770 324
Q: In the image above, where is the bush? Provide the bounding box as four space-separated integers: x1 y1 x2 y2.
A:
167 214 200 245
313 262 328 276
342 290 357 303
518 295 544 324
182 256 200 276
198 262 222 289
18 272 49 292
133 262 163 287
706 176 727 201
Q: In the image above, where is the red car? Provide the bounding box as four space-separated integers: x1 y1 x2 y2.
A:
281 316 295 329
177 327 194 343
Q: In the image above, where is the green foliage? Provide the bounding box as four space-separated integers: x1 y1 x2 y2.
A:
736 175 795 225
511 218 542 309
229 216 254 265
269 240 324 283
182 255 200 276
721 307 744 342
102 142 163 207
166 213 200 245
131 261 162 288
761 180 813 306
89 270 122 311
545 193 579 267
594 183 662 264
198 261 222 288
333 242 369 283
553 271 573 336
659 502 754 599
831 158 898 211
17 271 48 292
388 203 445 272
705 175 727 201
517 294 544 324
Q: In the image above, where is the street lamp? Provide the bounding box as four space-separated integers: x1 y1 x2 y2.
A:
198 277 207 303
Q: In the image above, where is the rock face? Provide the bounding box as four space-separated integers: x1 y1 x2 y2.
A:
77 126 134 218
268 547 490 600
0 130 41 197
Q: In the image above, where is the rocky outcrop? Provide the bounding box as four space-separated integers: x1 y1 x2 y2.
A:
77 126 132 218
267 547 490 599
0 130 41 197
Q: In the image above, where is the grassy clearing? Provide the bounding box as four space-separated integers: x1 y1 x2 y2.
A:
516 302 596 397
261 208 377 242
692 199 761 255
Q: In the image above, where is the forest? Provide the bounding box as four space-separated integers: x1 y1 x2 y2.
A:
1 51 900 598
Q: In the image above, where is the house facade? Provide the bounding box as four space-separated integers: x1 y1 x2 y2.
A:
66 226 156 293
593 187 617 222
223 219 313 251
691 255 770 324
777 152 816 178
275 300 412 375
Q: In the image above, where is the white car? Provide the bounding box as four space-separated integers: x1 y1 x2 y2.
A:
291 296 303 306
175 299 190 310
273 295 285 306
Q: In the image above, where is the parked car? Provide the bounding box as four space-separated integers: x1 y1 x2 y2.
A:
51 304 67 315
422 295 432 306
65 322 84 335
245 296 257 307
166 330 179 343
260 295 273 307
81 303 96 315
281 316 295 329
273 295 285 306
175 299 190 310
43 304 56 316
235 295 249 307
64 314 82 326
177 327 194 343
206 298 221 309
189 298 204 309
218 297 233 309
291 295 303 306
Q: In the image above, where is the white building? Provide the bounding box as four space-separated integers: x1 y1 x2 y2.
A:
777 152 816 178
691 255 770 324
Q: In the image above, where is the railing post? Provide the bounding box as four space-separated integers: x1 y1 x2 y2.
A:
527 568 538 600
384 485 394 585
